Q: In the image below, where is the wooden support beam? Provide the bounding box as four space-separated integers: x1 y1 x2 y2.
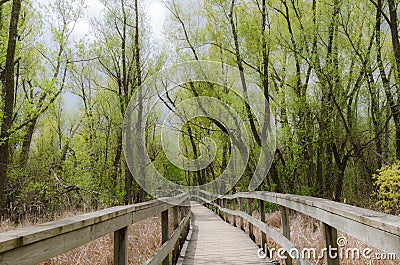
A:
172 206 179 264
280 206 292 265
223 198 227 222
227 199 231 223
259 200 268 256
232 198 236 227
114 226 128 265
218 198 222 218
247 198 255 242
239 197 244 231
161 210 169 265
322 223 340 265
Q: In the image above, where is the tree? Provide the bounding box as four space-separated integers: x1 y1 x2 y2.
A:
93 0 149 204
0 0 21 210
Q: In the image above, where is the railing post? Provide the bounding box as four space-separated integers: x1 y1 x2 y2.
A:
114 226 128 265
161 209 169 265
223 198 227 222
247 198 255 242
226 199 230 224
259 200 268 257
172 206 179 264
218 198 222 218
232 198 236 227
280 206 292 265
239 197 244 231
322 223 340 265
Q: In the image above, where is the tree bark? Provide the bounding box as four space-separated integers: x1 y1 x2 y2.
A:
387 0 400 159
0 0 21 210
229 0 261 146
19 117 37 168
134 0 146 202
374 0 400 160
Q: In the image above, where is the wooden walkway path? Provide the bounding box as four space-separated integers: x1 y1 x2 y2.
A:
1 192 399 265
180 203 275 265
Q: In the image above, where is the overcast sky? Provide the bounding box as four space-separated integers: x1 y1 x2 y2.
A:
72 0 167 41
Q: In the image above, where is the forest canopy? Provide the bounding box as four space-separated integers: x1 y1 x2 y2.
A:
0 0 399 219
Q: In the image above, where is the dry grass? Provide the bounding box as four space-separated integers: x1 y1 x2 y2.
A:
1 213 163 265
0 210 82 233
39 217 162 265
230 211 398 265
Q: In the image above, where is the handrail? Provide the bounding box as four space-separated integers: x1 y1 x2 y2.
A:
0 193 191 265
143 211 191 265
195 190 400 265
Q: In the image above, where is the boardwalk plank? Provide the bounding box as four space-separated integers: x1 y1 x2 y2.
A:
181 203 275 265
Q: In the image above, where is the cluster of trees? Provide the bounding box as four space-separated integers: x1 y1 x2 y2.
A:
163 0 400 209
0 0 399 219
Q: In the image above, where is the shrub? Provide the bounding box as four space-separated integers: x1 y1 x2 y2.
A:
373 162 400 215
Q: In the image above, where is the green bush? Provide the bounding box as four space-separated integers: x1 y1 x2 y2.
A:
373 162 400 215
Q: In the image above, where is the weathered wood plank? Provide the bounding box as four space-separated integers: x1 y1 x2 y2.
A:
322 223 339 265
181 204 275 265
219 192 400 258
143 212 191 265
280 206 292 265
200 198 313 265
239 197 244 231
247 198 255 242
161 209 169 265
0 194 190 265
114 226 128 265
232 198 237 227
172 206 180 264
231 192 400 236
0 194 188 254
259 200 267 255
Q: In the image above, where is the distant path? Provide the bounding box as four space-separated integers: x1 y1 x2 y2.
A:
181 203 275 265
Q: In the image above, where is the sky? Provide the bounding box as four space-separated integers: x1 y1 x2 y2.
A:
72 0 168 41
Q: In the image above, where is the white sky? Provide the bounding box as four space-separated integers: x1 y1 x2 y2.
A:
72 0 167 41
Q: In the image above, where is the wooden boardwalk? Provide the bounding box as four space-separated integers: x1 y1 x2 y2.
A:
180 203 275 265
2 192 399 265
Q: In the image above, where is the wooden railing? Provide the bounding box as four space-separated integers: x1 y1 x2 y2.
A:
195 191 400 265
1 190 399 265
0 193 191 265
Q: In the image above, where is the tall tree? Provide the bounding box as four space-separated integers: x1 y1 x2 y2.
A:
0 0 21 210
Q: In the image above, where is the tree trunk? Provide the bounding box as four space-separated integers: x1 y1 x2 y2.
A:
315 142 324 197
376 0 400 160
332 143 348 202
119 0 133 205
229 0 261 146
269 163 282 193
0 0 22 210
334 165 346 202
134 0 146 202
187 126 202 186
387 0 400 159
19 117 38 168
113 132 122 183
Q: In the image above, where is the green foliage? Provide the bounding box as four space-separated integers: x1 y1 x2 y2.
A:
373 162 400 215
2 0 400 219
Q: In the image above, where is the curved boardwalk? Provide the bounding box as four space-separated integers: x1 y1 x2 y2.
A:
180 203 275 265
